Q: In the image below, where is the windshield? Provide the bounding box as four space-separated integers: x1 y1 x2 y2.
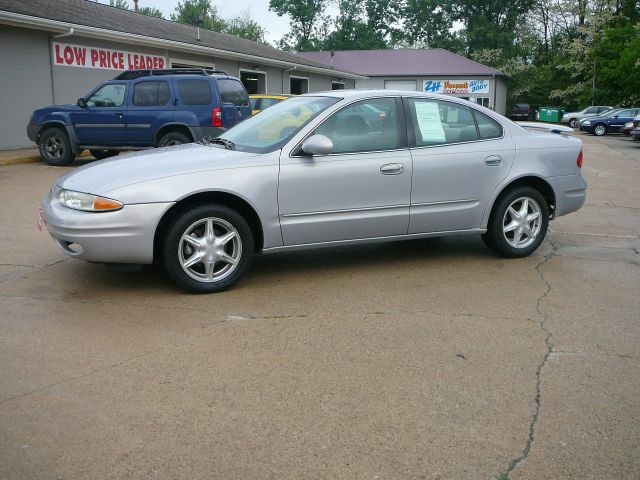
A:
218 96 340 153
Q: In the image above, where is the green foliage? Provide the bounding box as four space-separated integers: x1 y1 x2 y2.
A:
269 0 327 51
109 0 130 9
224 12 269 44
138 6 163 18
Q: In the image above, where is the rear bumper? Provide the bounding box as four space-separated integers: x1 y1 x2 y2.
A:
547 174 587 217
41 188 173 264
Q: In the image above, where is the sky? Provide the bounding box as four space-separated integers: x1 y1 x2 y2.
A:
95 0 294 45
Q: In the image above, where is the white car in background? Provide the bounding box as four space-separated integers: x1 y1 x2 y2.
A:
562 105 615 128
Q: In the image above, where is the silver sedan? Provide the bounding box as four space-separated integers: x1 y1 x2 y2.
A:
42 90 587 293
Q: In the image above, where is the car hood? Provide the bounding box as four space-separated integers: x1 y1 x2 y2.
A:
57 144 260 196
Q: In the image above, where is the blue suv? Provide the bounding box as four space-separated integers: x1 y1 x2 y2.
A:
27 69 252 166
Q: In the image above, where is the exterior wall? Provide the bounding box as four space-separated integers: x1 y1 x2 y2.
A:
0 25 54 149
51 36 169 104
355 75 507 115
343 79 356 89
309 72 331 92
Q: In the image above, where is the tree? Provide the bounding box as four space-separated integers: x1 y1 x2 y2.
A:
224 11 269 44
401 0 464 52
109 0 130 9
269 0 327 51
138 6 163 18
171 0 226 31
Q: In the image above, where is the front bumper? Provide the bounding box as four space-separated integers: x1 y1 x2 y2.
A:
579 123 593 133
41 188 173 264
632 129 640 141
547 174 588 217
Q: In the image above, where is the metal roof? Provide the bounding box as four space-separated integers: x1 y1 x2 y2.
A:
0 0 362 79
297 49 504 77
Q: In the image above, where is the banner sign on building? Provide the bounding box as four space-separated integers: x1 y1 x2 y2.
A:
53 42 166 71
423 79 490 95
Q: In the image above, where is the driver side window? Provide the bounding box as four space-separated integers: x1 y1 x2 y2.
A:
86 84 126 108
313 98 400 154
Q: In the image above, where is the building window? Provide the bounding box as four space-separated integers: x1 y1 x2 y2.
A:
475 97 490 108
332 81 345 90
290 76 309 95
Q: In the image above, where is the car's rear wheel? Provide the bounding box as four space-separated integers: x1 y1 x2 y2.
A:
593 124 607 136
161 204 253 293
569 118 578 128
158 131 191 147
90 149 119 160
482 186 549 258
38 128 74 166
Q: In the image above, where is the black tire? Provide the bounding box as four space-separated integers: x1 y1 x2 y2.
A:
158 131 191 147
38 127 74 166
90 149 119 160
568 118 578 128
482 186 549 258
593 123 607 136
161 204 254 293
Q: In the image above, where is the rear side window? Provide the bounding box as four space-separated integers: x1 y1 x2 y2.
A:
473 111 503 139
133 81 170 107
177 79 212 105
217 79 249 107
408 98 478 146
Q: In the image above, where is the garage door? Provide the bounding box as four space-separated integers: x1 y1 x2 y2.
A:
385 80 417 91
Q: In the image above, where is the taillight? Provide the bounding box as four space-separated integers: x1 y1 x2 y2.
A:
212 107 222 127
577 149 583 168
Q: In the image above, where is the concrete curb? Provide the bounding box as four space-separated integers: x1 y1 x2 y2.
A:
0 150 92 167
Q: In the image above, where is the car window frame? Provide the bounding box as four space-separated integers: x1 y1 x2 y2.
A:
217 78 250 107
403 97 505 149
291 96 408 158
85 82 127 108
176 78 213 106
131 80 171 108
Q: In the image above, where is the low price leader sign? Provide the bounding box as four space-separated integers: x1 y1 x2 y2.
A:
53 42 166 71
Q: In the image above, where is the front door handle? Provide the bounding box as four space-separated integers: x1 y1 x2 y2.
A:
115 111 124 117
484 155 502 166
380 163 405 175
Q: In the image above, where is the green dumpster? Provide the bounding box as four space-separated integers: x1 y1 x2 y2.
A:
538 106 565 123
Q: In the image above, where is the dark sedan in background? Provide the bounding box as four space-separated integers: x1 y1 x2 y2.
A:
580 107 640 136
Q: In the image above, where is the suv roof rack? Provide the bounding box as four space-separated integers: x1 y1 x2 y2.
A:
113 68 229 80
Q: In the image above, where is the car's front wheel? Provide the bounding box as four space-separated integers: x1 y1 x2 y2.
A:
569 118 578 128
90 149 119 160
482 187 549 258
161 204 254 293
593 124 607 136
38 127 74 166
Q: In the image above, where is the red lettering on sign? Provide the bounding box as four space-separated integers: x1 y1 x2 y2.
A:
73 47 86 66
118 52 124 69
54 44 64 64
159 58 165 68
91 49 99 66
99 50 107 68
63 46 74 65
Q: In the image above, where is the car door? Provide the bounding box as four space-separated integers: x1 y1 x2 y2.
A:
404 97 516 233
71 82 127 145
216 78 251 128
608 109 638 132
278 97 412 246
126 79 174 146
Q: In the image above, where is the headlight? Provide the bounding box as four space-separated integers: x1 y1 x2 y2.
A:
59 190 123 212
581 120 591 125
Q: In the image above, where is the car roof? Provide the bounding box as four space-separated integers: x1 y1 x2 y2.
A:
250 94 294 99
301 89 482 104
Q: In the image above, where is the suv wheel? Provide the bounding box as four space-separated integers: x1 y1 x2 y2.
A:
161 204 254 293
38 128 74 166
90 149 119 160
158 131 191 147
568 118 578 128
482 186 549 258
593 124 607 136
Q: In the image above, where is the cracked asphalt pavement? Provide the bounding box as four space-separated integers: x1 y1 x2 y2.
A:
1 135 639 479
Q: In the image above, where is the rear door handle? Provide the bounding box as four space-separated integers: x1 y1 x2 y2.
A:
484 155 502 166
380 163 405 175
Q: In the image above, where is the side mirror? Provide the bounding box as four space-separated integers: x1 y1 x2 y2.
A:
77 97 87 108
301 134 333 156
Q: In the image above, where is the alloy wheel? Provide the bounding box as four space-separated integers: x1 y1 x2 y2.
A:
45 135 65 159
502 196 542 249
178 217 242 283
